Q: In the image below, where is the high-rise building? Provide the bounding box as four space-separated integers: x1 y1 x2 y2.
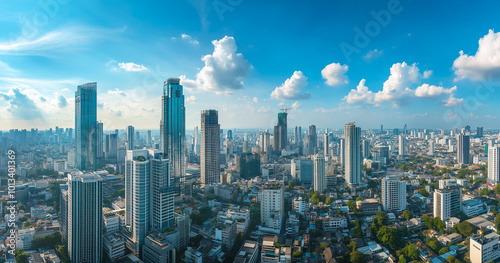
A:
309 125 317 153
68 172 103 263
236 153 261 179
127 126 135 150
488 147 500 183
147 130 152 145
201 110 220 185
381 176 406 212
273 112 287 153
260 184 284 233
470 233 500 263
227 129 233 140
313 154 326 193
428 140 435 156
97 122 104 160
362 139 370 158
75 82 97 171
339 138 345 167
433 187 462 221
175 213 190 248
457 133 470 164
398 135 406 157
125 149 174 256
477 126 484 138
345 122 361 186
160 78 188 197
105 134 118 162
194 126 199 154
323 133 329 157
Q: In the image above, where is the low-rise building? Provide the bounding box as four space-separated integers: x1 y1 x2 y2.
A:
103 233 125 262
356 199 380 215
234 240 259 263
462 199 487 217
322 216 347 231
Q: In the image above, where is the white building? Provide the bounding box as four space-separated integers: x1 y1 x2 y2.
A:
461 199 486 217
457 133 470 164
470 232 500 263
381 176 406 212
488 146 500 183
103 213 120 233
17 227 35 249
322 216 348 231
293 196 307 215
399 135 406 157
260 184 284 233
434 187 462 221
313 154 326 193
227 207 250 234
345 123 362 186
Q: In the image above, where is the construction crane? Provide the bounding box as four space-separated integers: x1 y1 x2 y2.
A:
280 107 291 113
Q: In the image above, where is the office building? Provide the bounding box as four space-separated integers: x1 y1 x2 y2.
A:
313 154 326 193
75 82 97 171
434 187 462 221
398 135 406 157
362 139 370 158
291 158 313 184
273 112 287 153
457 133 470 164
234 240 259 263
97 122 104 161
381 176 406 212
236 153 261 179
142 233 176 263
201 110 220 185
323 133 329 157
470 232 500 263
68 172 103 263
488 146 500 183
345 122 362 186
127 125 135 150
309 125 317 153
105 133 118 162
260 184 284 233
477 126 484 138
161 78 188 197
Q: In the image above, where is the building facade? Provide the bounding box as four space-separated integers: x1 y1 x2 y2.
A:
201 110 220 185
75 82 97 171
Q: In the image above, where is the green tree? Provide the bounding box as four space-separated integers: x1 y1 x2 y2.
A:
453 221 476 236
399 255 407 263
292 251 302 258
376 226 402 250
14 249 29 263
320 242 330 250
375 211 389 226
403 210 412 221
480 188 491 196
439 247 450 255
23 221 32 228
356 196 363 201
426 238 440 253
496 213 500 233
347 200 357 212
350 251 365 263
326 197 333 205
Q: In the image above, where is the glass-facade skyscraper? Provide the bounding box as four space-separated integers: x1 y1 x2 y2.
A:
160 78 188 197
273 112 287 153
201 110 220 185
75 82 97 171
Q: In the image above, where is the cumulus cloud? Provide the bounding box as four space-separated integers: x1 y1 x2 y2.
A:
453 29 500 81
423 70 433 79
108 88 127 96
321 62 348 86
58 95 68 108
180 36 251 94
443 95 464 107
0 89 44 120
343 79 375 105
118 62 148 72
414 84 456 98
363 49 383 61
342 62 463 107
252 97 259 103
186 95 197 104
271 71 310 100
181 34 199 45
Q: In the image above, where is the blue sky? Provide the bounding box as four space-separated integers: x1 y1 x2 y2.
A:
1 0 500 130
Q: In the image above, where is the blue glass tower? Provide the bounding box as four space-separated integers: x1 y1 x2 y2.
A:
75 82 97 171
160 78 189 197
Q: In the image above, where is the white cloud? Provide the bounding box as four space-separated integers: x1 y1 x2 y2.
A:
453 29 500 81
321 62 348 86
186 95 197 104
107 88 127 96
271 71 310 100
414 84 456 98
343 79 375 105
423 70 433 79
443 95 464 107
252 97 259 103
0 26 125 55
118 62 148 72
292 101 301 109
363 49 383 61
181 34 199 45
342 62 463 108
180 36 251 94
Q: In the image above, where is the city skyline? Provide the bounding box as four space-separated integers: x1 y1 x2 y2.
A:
2 1 500 130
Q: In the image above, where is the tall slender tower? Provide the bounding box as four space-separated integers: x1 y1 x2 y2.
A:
323 133 329 157
160 78 188 197
273 112 288 153
488 147 500 183
313 154 326 193
126 125 135 150
75 82 97 171
457 133 470 164
194 126 199 154
97 122 104 160
398 135 406 157
345 122 361 186
68 172 103 263
309 125 317 154
201 110 220 185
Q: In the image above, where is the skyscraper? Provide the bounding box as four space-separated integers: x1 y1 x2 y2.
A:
477 126 484 138
362 139 370 158
488 147 500 183
313 154 326 193
339 138 345 168
75 82 97 171
273 112 287 153
68 172 103 263
398 135 406 157
434 187 462 221
147 130 152 145
125 149 174 256
201 110 220 185
381 176 406 212
323 133 329 157
457 133 470 164
127 125 135 150
194 126 199 154
345 122 361 186
97 122 104 161
160 78 188 197
309 125 317 154
105 133 118 162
